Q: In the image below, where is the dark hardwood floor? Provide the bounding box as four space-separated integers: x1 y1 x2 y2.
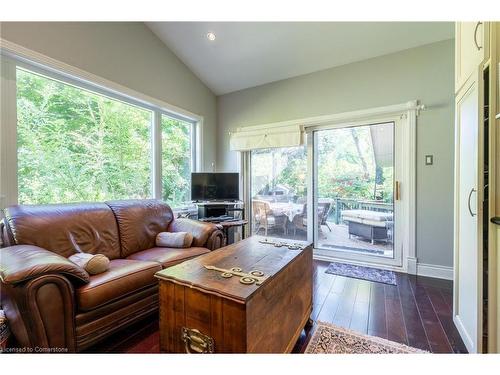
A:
88 259 467 354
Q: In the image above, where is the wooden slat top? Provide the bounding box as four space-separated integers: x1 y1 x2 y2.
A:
155 236 312 303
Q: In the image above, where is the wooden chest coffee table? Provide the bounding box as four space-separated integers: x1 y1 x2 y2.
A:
155 236 313 353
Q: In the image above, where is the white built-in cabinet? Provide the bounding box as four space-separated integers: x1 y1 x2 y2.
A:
454 22 499 354
455 22 488 93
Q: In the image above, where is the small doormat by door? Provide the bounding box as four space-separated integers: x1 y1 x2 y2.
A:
325 262 397 285
305 321 427 354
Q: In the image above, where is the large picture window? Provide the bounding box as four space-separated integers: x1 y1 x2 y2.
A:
6 62 199 207
17 68 153 204
161 115 193 207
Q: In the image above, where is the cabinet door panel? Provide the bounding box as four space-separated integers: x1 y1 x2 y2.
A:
454 77 481 353
456 22 485 93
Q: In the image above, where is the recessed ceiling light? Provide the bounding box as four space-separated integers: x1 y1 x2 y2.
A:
206 32 216 41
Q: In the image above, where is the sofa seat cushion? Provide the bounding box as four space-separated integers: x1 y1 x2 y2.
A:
76 259 161 311
126 246 210 268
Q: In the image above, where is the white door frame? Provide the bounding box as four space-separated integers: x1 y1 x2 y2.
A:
241 101 421 274
304 102 419 273
308 118 403 269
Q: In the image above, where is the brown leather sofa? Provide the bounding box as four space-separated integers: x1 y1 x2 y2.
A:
0 199 224 352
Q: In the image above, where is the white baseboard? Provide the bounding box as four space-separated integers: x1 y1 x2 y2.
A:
313 252 453 281
416 262 453 280
407 257 417 275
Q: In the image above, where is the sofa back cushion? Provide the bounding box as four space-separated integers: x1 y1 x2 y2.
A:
4 203 121 259
105 199 174 257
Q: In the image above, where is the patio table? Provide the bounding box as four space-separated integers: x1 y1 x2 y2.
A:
268 202 305 222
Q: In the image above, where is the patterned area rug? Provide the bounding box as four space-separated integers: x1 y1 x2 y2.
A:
325 262 397 285
305 322 428 354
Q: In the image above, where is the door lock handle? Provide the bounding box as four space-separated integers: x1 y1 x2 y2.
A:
467 188 477 217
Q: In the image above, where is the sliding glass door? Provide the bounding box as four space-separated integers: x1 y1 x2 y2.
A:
311 121 402 267
245 119 404 268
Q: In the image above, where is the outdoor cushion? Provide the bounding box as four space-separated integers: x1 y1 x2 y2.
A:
264 217 276 225
342 209 393 222
343 216 387 228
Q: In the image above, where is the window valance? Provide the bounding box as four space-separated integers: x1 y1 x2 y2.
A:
229 123 304 151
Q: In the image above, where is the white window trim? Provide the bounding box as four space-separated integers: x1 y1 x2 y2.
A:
0 39 203 207
241 101 422 275
0 56 18 209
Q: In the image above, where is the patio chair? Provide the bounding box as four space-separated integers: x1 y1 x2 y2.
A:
252 199 287 236
318 201 332 232
292 204 307 236
291 202 332 236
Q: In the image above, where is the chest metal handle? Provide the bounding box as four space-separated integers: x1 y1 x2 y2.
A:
181 327 215 354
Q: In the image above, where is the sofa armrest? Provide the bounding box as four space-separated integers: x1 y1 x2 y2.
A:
0 245 90 285
2 274 77 351
1 217 15 248
205 228 225 250
168 218 224 250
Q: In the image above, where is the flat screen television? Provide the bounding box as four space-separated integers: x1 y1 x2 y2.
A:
191 173 239 201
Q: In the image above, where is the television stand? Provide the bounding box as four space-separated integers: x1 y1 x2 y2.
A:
199 215 235 223
194 201 245 244
195 200 244 219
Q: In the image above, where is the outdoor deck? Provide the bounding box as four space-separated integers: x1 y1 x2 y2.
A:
252 221 393 257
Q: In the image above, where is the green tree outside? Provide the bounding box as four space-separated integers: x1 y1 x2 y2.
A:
17 68 192 206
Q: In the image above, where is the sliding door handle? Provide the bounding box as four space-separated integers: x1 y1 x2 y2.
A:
467 188 477 217
395 181 401 201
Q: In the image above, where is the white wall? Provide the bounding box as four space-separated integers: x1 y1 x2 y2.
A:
217 39 455 268
0 22 218 171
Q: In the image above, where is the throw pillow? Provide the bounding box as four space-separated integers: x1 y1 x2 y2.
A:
69 253 110 275
156 232 193 248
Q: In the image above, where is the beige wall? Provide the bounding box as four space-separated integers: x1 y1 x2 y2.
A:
217 39 455 268
0 22 218 171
